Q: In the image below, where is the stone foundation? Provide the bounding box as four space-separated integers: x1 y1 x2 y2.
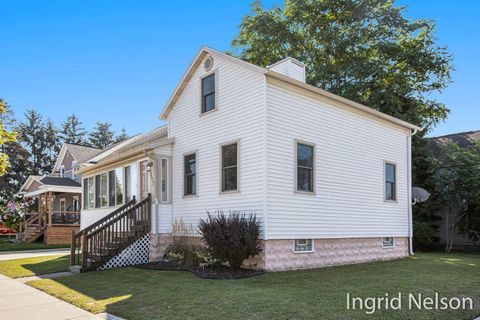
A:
149 233 173 262
263 237 408 271
148 234 408 271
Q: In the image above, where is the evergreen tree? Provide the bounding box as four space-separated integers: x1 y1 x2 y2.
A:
114 127 129 144
89 122 115 149
43 119 61 173
17 110 46 175
59 113 87 145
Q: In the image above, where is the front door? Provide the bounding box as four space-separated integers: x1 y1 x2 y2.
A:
139 160 150 200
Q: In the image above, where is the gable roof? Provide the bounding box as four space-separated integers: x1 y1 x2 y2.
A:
53 143 103 173
18 175 81 196
428 129 480 158
159 46 422 132
40 176 81 187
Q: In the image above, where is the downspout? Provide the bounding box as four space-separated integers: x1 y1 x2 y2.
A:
407 129 418 255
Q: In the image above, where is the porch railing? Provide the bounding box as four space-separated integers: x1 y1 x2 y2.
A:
70 194 151 272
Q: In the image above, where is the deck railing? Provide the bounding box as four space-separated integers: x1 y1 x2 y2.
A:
70 194 151 272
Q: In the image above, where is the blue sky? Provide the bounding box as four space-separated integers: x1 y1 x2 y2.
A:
1 0 478 137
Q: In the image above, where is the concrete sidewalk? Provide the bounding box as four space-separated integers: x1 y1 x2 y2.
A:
0 249 70 261
0 273 100 320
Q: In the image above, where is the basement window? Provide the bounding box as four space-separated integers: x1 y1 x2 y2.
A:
293 239 314 253
383 237 395 248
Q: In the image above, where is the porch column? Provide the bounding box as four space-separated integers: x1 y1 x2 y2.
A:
47 192 53 227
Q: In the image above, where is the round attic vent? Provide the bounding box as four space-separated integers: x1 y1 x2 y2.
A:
204 56 214 71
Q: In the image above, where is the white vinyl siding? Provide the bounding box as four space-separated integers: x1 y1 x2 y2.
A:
265 79 410 239
168 53 265 233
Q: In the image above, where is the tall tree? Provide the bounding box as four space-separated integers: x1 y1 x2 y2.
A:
43 119 61 173
59 113 87 145
232 0 453 128
89 122 115 149
114 127 129 144
17 110 60 175
434 143 480 251
17 110 46 175
0 99 17 176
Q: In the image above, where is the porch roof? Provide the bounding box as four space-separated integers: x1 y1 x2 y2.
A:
18 176 82 198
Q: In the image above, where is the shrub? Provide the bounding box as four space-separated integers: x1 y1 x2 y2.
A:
413 220 437 250
198 211 262 270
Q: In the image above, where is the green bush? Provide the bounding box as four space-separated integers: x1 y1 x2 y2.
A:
198 211 262 270
413 220 437 250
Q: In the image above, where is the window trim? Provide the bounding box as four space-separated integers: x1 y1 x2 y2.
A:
384 161 397 202
293 239 315 253
160 157 170 203
59 198 66 212
60 165 65 178
72 161 78 179
183 151 199 198
382 237 395 248
199 69 218 116
294 140 316 195
219 140 240 194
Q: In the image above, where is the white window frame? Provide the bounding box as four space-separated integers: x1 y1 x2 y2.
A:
293 239 314 253
295 140 316 194
382 237 395 248
384 161 397 202
72 161 78 179
59 198 66 212
160 157 170 203
199 69 219 116
60 165 65 178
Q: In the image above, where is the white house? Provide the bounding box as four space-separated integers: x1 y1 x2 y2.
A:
73 47 422 272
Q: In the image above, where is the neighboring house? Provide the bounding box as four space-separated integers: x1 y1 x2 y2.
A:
428 130 480 251
71 47 422 272
18 143 102 244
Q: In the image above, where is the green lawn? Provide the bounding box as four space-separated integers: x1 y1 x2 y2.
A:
0 254 70 278
0 238 69 252
26 252 479 320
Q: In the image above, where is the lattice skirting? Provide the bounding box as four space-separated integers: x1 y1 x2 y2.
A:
98 234 150 271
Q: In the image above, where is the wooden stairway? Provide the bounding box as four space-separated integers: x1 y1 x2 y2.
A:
70 194 151 272
19 212 46 243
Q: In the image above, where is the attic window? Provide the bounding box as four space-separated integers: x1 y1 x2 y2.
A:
201 73 216 114
60 165 65 178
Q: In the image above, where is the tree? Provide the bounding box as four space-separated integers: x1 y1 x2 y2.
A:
0 99 17 176
232 0 453 129
0 103 30 204
434 143 480 251
43 119 61 173
17 110 60 175
89 122 115 149
59 113 87 145
114 127 129 144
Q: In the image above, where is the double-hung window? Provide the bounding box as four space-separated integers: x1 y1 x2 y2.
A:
184 153 197 196
221 143 238 192
385 162 396 201
108 168 124 207
296 142 315 193
201 73 216 113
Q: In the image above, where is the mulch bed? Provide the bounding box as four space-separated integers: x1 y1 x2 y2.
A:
136 261 265 279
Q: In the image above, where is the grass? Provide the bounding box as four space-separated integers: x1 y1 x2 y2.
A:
0 238 69 252
26 252 479 320
0 254 70 278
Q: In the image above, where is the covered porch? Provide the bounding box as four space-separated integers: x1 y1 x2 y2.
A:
18 176 82 244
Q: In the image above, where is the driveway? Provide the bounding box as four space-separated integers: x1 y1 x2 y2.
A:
0 273 100 320
0 249 70 261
